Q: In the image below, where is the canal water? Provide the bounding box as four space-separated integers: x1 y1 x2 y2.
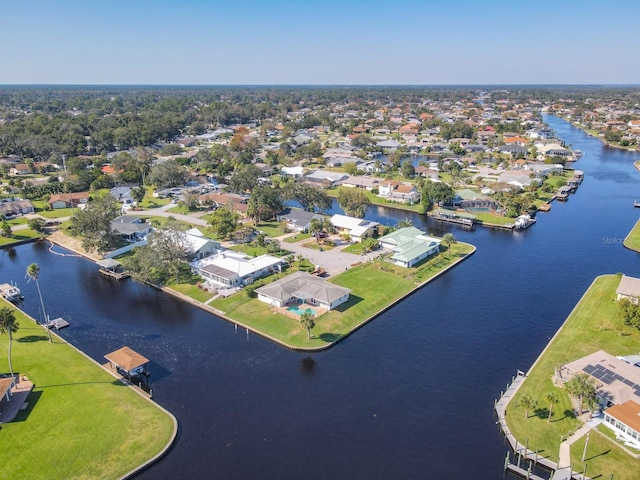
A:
2 115 640 479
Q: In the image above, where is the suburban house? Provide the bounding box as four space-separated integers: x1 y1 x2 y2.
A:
616 275 640 304
254 271 351 311
276 208 324 233
110 215 152 242
110 185 137 205
9 164 32 176
302 170 348 188
338 175 382 191
451 189 497 211
48 192 89 209
378 181 421 204
183 228 221 259
558 350 640 407
0 199 35 217
191 250 283 288
378 227 442 268
330 214 379 242
281 166 305 177
602 400 640 449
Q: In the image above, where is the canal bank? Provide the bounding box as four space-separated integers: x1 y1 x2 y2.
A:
2 115 640 480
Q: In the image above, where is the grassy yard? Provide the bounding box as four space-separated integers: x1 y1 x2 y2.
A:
167 276 215 303
507 275 640 480
624 218 640 252
474 212 515 226
283 232 311 243
0 302 175 480
0 229 42 246
209 242 474 349
254 221 287 238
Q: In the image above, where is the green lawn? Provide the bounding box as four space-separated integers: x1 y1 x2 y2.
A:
0 302 176 480
506 275 640 480
0 229 42 246
624 217 640 252
167 277 215 303
209 242 474 349
474 212 515 226
283 232 311 243
326 187 423 213
254 221 287 238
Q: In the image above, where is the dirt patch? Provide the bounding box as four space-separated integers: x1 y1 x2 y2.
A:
47 230 102 261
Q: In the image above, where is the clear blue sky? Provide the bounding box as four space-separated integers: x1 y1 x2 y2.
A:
2 0 639 85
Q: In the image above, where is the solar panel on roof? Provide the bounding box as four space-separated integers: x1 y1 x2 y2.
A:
635 391 640 398
583 364 597 374
623 379 635 387
601 375 614 385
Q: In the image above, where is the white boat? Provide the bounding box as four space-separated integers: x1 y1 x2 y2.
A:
0 282 23 302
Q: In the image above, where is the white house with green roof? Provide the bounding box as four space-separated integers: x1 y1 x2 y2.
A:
378 227 442 268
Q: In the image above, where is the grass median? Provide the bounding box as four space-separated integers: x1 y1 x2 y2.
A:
0 302 176 480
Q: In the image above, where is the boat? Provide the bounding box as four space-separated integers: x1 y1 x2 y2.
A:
0 282 23 302
514 214 536 230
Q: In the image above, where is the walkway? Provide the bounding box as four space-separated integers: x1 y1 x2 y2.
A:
495 371 587 480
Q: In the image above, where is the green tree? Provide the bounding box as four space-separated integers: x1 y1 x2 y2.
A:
337 187 370 218
149 159 187 188
0 307 19 379
344 163 359 176
27 217 46 234
545 391 559 422
1 220 12 238
400 161 415 178
300 311 315 340
146 218 194 283
564 373 596 415
229 164 262 194
130 186 146 205
442 233 456 258
283 183 332 212
26 262 51 343
520 391 537 419
247 186 283 224
397 218 413 228
179 191 200 211
70 193 121 253
309 218 323 243
208 207 239 239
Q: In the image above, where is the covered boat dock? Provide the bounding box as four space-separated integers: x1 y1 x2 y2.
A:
96 258 130 280
104 346 152 396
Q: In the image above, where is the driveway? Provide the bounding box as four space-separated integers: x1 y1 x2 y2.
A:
274 235 381 276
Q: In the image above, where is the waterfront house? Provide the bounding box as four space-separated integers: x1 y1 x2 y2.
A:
616 275 640 304
330 214 379 242
191 250 283 288
276 208 324 233
378 181 421 204
110 215 152 242
254 271 351 311
602 400 640 449
451 189 497 211
558 350 640 407
48 192 89 209
183 229 221 259
378 227 442 268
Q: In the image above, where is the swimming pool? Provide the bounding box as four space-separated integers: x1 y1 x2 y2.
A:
286 305 316 316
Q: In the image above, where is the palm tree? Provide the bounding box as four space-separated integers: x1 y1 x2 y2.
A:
545 391 559 422
309 219 323 244
0 307 19 379
26 263 51 343
300 312 315 340
442 233 457 258
564 373 596 415
520 391 537 419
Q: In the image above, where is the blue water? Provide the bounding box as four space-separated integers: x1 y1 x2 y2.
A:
286 305 316 316
2 115 640 479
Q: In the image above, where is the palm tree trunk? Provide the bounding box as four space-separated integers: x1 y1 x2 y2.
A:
7 331 13 379
35 279 52 343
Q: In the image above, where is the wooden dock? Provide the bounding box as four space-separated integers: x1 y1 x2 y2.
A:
98 268 130 280
495 372 582 480
47 317 69 329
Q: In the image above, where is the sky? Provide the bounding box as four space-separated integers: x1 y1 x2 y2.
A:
2 0 640 85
